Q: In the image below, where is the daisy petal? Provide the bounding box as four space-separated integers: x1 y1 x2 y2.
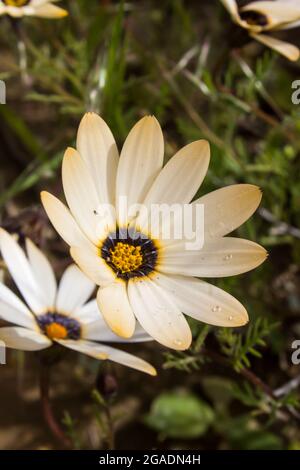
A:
62 147 111 243
0 326 51 351
93 344 157 376
73 298 100 324
0 283 37 329
76 112 119 206
41 191 92 249
242 2 300 28
220 0 240 20
56 264 95 314
155 273 249 327
136 140 210 232
194 184 262 239
251 33 300 61
31 0 58 5
30 4 68 18
70 246 116 286
160 237 267 277
26 239 57 310
97 281 136 339
55 338 107 360
57 339 156 375
4 7 24 17
0 229 46 313
128 278 192 350
279 19 300 31
144 140 210 205
116 116 164 226
74 299 152 342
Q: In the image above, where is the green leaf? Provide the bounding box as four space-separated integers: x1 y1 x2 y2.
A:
145 391 214 439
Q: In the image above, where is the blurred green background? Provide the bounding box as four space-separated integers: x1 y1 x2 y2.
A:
0 0 300 450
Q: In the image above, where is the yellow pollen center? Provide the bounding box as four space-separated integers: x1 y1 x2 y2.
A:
45 322 68 340
4 0 29 6
110 242 143 273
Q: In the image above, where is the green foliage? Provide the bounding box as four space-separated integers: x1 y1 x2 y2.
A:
223 416 284 450
62 411 81 450
163 324 210 372
217 318 278 371
145 391 214 440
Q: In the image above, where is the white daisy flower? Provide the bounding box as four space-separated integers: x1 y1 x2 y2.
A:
0 0 67 19
220 0 300 61
41 112 267 351
0 228 156 376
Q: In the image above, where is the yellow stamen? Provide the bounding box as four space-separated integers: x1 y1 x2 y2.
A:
110 242 143 274
45 322 68 340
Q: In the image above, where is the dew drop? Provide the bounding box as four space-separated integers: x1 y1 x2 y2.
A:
212 305 221 313
223 254 233 261
174 339 182 346
228 315 233 321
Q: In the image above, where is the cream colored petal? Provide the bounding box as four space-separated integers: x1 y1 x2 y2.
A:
56 264 95 314
194 184 262 240
251 33 300 61
25 238 57 310
135 140 210 232
144 203 194 248
155 273 248 327
56 338 107 360
73 299 100 324
144 140 210 205
116 116 164 226
220 0 241 22
96 281 136 339
0 229 46 313
86 321 152 343
74 299 151 342
62 147 112 244
0 283 37 330
92 344 156 376
41 191 92 250
5 6 25 17
128 277 192 350
242 2 300 28
29 3 68 18
76 112 119 207
278 19 300 30
70 246 116 287
160 237 267 278
31 0 60 5
57 338 156 375
0 326 51 351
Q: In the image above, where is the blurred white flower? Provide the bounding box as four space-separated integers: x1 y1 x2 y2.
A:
220 0 300 61
0 229 156 376
0 0 67 19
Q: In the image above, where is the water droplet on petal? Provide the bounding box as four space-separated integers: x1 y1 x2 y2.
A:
228 315 233 321
174 339 182 346
223 254 233 261
212 305 221 313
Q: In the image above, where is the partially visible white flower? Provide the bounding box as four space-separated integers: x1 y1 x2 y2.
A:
220 0 300 61
0 0 67 19
0 229 156 376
